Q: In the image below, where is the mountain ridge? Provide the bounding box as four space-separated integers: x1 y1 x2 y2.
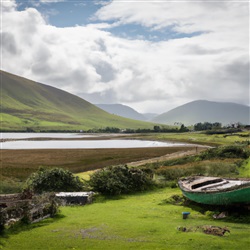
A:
0 70 155 131
153 100 250 125
95 104 148 121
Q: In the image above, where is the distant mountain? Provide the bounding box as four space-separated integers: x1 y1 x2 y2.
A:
95 104 147 121
153 100 250 126
0 70 155 131
143 113 158 121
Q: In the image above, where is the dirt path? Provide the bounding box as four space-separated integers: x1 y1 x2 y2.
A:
128 147 206 167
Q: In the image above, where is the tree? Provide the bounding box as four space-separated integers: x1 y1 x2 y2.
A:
179 124 189 132
153 126 161 132
194 122 222 131
25 168 84 194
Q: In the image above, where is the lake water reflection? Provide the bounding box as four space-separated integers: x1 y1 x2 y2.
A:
1 139 188 149
1 133 189 149
1 133 96 139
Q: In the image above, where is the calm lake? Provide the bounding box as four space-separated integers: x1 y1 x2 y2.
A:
0 133 189 149
1 133 97 139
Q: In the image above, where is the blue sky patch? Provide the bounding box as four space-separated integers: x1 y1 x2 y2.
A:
107 23 203 41
16 1 100 27
15 0 202 42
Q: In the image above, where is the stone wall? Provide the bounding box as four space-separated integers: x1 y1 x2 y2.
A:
0 192 58 228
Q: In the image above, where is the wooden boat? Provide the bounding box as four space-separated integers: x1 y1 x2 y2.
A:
178 176 250 205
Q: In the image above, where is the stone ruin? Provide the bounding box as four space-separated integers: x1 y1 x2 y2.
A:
0 190 58 228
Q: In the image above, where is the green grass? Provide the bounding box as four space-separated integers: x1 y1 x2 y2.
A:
0 177 22 194
0 147 191 183
1 70 158 131
133 132 250 146
75 170 95 181
1 133 250 249
140 146 250 181
1 188 250 250
238 158 250 177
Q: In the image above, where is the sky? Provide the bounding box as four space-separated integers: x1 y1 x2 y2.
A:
1 0 249 114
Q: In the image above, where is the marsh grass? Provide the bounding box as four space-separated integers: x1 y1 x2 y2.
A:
0 147 190 188
156 160 241 181
133 131 250 146
142 145 249 182
0 176 22 193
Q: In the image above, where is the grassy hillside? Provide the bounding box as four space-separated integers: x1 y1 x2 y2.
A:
153 100 250 126
0 71 155 131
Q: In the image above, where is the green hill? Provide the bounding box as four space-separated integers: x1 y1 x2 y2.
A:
153 100 250 126
0 71 155 131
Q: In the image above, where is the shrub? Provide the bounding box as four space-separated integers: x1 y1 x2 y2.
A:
0 179 22 194
199 146 250 160
163 156 195 167
156 162 239 181
25 168 84 194
89 165 154 195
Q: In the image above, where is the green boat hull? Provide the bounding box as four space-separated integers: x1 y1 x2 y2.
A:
181 186 250 205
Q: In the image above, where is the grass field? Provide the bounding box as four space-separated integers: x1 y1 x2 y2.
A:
1 130 249 193
1 133 250 249
0 147 194 180
238 158 250 177
0 146 195 193
132 131 250 146
1 187 250 250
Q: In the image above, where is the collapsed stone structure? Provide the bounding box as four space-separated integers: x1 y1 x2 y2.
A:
0 191 58 228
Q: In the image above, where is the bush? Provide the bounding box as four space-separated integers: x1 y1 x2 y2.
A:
163 156 195 167
152 146 249 170
199 146 250 160
156 162 239 181
89 165 154 195
0 179 22 194
25 168 84 194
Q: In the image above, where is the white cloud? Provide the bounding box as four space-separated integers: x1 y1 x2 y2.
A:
94 0 112 6
1 0 17 12
1 0 249 114
40 0 65 3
